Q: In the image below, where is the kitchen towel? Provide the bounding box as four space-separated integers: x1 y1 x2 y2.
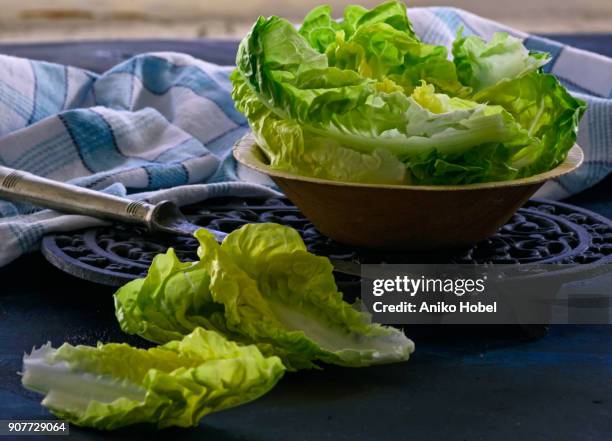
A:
0 7 610 266
0 53 281 266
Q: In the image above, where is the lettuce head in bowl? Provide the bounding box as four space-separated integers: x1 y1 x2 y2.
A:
231 0 585 186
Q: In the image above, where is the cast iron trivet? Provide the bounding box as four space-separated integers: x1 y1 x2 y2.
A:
41 198 612 289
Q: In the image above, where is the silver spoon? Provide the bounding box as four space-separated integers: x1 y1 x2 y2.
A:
0 165 361 277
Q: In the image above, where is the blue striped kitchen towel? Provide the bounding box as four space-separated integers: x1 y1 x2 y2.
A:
0 52 280 266
0 7 611 267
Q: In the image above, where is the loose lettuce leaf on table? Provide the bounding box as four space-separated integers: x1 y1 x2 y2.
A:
21 328 284 430
115 223 414 370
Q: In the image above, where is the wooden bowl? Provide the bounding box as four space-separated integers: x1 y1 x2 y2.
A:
234 134 583 250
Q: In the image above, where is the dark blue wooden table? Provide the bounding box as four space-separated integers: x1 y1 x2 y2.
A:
0 35 611 441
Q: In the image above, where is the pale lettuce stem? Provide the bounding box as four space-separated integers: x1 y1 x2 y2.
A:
22 346 146 412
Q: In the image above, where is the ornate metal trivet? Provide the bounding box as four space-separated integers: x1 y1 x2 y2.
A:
41 198 612 288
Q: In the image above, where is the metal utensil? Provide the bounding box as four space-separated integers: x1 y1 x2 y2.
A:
0 165 361 277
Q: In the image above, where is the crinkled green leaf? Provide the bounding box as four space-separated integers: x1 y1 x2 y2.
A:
232 1 584 185
21 328 284 430
115 224 414 370
453 30 550 92
231 70 407 184
386 42 471 96
473 72 586 176
299 5 343 53
342 4 369 37
349 0 416 38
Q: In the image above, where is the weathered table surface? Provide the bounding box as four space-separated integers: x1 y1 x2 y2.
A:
1 36 611 441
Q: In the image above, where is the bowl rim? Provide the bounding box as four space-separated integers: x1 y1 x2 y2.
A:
233 133 584 191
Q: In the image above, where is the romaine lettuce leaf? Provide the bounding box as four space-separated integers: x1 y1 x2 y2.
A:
231 1 584 185
115 223 414 370
299 5 343 53
473 72 586 176
21 328 284 430
452 30 550 92
346 0 416 38
231 70 407 184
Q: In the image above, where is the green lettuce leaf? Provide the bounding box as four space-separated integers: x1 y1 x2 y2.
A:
231 70 407 184
115 223 414 370
473 72 586 176
232 1 584 185
342 4 369 37
299 5 343 53
347 0 416 38
233 60 531 184
21 328 284 430
453 30 550 92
